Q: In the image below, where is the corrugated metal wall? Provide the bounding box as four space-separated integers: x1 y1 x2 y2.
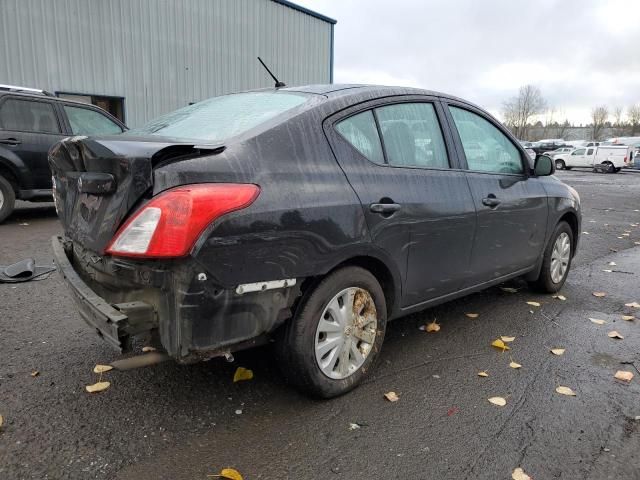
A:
0 0 333 127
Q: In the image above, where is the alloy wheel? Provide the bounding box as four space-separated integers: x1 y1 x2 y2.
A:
550 232 571 283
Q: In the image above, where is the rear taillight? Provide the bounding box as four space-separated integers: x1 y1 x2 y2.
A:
106 183 260 258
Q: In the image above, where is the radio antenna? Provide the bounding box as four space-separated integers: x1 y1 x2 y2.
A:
258 57 286 88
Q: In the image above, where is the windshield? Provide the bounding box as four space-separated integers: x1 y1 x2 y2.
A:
128 91 308 142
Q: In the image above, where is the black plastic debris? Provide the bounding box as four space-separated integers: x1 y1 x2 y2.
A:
0 258 56 283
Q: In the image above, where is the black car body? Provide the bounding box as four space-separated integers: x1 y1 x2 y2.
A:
532 141 570 155
0 85 127 222
50 85 581 397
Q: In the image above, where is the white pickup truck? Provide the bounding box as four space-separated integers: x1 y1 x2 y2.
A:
555 145 632 173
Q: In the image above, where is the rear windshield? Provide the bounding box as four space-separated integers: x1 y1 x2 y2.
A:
128 91 308 142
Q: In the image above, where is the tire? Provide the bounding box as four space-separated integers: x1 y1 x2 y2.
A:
555 159 565 170
565 167 573 170
604 161 615 173
276 266 387 398
530 221 573 293
0 174 16 223
614 167 621 173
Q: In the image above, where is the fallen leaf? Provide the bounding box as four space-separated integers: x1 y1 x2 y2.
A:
93 364 113 374
552 294 567 301
556 386 576 396
592 292 607 297
501 336 516 342
614 371 634 383
622 233 630 237
509 361 522 369
582 231 589 235
0 414 3 429
526 301 541 307
491 339 511 351
384 391 400 402
478 371 489 377
589 318 607 325
30 371 39 377
501 287 519 293
550 348 565 356
233 367 254 383
465 313 479 318
349 423 361 430
512 467 532 480
607 331 624 339
447 406 459 416
488 396 507 406
625 302 640 308
85 381 111 393
142 346 156 352
219 468 244 480
425 320 440 333
608 261 617 266
622 315 635 321
603 269 613 273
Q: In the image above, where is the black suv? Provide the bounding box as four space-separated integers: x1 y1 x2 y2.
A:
0 85 127 222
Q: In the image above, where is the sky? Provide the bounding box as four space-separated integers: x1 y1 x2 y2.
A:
295 0 640 125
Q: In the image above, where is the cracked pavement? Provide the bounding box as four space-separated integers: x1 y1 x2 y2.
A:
1 169 639 479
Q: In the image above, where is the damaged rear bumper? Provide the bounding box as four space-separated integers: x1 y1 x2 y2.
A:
52 236 156 351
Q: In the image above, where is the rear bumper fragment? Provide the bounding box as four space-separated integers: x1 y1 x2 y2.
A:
51 235 156 351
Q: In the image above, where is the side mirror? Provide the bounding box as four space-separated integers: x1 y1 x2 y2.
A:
534 155 554 176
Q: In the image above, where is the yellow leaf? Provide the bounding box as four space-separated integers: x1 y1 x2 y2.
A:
607 331 624 339
622 315 635 321
384 391 399 402
93 364 113 374
233 367 254 383
552 295 567 301
501 287 519 293
550 348 565 356
512 467 532 480
0 414 3 429
488 396 507 406
625 302 640 308
219 468 244 480
526 301 541 307
478 371 489 377
85 381 110 393
465 313 479 318
614 370 634 382
30 371 39 377
142 346 156 352
509 361 522 369
555 386 576 396
592 292 607 297
501 336 516 342
491 339 510 351
589 318 607 325
425 320 440 333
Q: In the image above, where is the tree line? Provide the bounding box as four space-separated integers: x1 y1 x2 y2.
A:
502 85 640 141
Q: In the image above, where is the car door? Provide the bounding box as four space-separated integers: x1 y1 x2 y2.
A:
60 104 126 135
324 97 477 307
584 147 595 166
443 102 549 286
0 96 66 190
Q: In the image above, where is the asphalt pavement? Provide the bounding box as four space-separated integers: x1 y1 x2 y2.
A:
1 169 640 480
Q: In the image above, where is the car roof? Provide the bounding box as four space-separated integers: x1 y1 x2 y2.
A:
0 89 97 108
280 83 466 102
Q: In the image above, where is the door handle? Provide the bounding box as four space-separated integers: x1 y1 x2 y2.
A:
370 202 402 214
0 138 21 146
482 196 501 207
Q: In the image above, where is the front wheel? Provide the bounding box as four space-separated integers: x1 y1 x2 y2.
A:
0 174 16 223
530 221 573 293
276 266 387 398
555 159 565 170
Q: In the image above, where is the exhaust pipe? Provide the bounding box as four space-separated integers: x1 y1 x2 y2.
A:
110 351 170 371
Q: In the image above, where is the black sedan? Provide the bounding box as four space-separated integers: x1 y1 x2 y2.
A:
50 85 581 398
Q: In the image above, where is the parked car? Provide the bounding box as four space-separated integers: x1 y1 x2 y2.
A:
558 145 632 172
50 85 581 398
532 141 570 155
548 147 574 157
0 84 127 222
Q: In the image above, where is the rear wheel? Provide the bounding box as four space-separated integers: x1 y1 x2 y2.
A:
614 167 621 173
530 221 573 293
603 161 615 173
276 266 387 398
0 174 16 223
555 159 565 170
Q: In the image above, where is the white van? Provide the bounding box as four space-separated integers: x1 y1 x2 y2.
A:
560 145 632 172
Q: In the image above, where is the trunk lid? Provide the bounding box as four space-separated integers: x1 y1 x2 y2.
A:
49 135 222 253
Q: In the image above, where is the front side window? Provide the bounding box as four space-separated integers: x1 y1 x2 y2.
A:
449 106 523 174
335 110 384 164
375 103 449 168
572 148 585 155
0 98 60 134
129 91 308 142
64 105 123 135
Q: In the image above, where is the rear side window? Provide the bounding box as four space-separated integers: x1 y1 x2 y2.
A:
128 91 308 142
64 105 123 135
586 148 594 155
335 110 384 164
0 98 60 134
376 103 449 168
449 106 523 174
